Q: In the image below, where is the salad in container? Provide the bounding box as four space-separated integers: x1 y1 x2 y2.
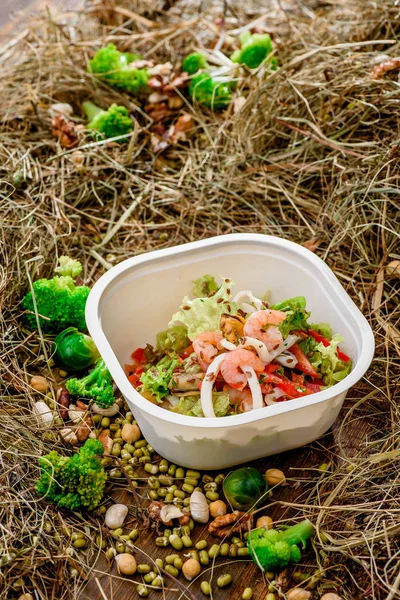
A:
125 275 352 419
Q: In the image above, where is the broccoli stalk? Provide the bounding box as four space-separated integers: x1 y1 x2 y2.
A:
66 358 115 408
89 43 150 94
248 519 315 572
22 256 90 334
182 52 235 110
231 31 277 69
82 101 133 141
36 439 106 511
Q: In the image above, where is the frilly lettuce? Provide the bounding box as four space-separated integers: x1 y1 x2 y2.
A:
310 334 352 386
308 322 333 339
171 391 230 417
192 274 218 298
271 296 310 338
140 355 180 402
157 325 189 355
169 278 237 341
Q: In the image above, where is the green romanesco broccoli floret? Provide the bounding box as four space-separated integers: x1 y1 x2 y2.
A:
89 43 150 94
189 73 232 110
182 52 209 75
248 519 314 572
36 439 106 511
82 101 133 141
55 256 82 278
66 358 115 408
22 257 89 334
231 31 277 69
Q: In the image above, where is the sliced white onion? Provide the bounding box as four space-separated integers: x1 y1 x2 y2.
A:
166 394 180 407
220 336 270 363
275 351 298 368
241 337 270 362
268 334 299 362
240 365 263 410
201 353 227 418
220 339 237 352
264 387 286 406
233 290 264 313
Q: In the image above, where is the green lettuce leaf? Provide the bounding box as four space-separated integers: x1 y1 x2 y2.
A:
171 391 230 418
297 335 318 356
169 278 237 341
157 325 189 355
308 322 333 339
271 296 310 338
192 274 218 298
310 334 352 386
140 355 180 402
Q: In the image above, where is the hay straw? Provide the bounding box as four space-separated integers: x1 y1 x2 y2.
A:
1 0 399 598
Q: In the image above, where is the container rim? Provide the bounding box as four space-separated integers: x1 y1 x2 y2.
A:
85 233 375 429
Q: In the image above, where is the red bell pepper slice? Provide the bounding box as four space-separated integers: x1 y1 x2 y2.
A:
130 347 147 366
291 344 319 378
264 363 280 374
181 344 194 359
127 372 141 387
307 330 350 362
305 382 322 393
291 372 305 385
262 373 312 398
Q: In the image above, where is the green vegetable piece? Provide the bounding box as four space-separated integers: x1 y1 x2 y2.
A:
22 257 89 334
36 439 106 511
55 256 82 278
89 43 150 94
192 274 218 298
171 391 230 418
53 327 100 371
247 519 314 571
156 325 189 355
310 334 352 387
223 467 267 510
182 52 209 75
231 31 277 69
189 73 232 110
82 101 133 141
271 296 310 338
308 322 333 339
169 277 236 340
140 355 180 402
66 358 115 408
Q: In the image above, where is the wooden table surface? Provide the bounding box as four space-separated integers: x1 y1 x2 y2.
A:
81 406 363 600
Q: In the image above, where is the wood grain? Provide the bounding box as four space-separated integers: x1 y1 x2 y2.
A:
81 432 337 600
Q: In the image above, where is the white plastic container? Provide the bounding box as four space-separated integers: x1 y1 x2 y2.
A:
85 234 374 470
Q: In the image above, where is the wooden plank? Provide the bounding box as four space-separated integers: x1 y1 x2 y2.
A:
82 436 334 600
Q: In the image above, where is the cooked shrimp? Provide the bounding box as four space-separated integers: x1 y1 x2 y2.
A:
193 331 223 371
243 309 287 352
220 348 264 390
223 384 252 405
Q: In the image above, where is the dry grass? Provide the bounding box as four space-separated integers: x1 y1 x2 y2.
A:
1 0 400 598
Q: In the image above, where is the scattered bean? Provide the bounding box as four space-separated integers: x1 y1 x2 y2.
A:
220 543 229 556
209 500 227 517
182 558 201 581
217 573 232 588
155 537 169 547
152 576 164 587
137 564 151 574
137 584 149 597
115 553 137 575
199 550 209 565
144 572 156 584
208 544 220 559
186 469 201 478
164 565 179 577
205 491 219 501
169 534 183 550
200 581 211 596
242 588 253 600
265 468 286 486
195 540 207 550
